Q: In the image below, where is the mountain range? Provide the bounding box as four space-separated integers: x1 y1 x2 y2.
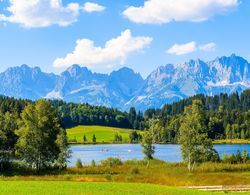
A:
0 54 249 111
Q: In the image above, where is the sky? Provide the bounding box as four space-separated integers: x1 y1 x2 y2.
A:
0 0 249 78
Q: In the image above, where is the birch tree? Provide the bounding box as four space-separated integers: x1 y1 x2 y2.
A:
179 100 216 171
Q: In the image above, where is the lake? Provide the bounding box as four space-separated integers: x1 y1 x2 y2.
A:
69 144 250 166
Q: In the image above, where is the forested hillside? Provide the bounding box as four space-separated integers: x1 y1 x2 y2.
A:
1 89 250 143
148 90 250 143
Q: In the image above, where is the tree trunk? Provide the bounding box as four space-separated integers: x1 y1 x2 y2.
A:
188 152 191 172
191 161 196 172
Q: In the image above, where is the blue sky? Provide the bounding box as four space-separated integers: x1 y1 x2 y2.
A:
0 0 249 78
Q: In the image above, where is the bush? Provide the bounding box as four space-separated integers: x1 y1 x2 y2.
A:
105 174 112 181
101 157 122 166
113 133 122 142
221 150 250 164
91 160 96 167
76 158 83 168
242 150 250 163
222 154 237 164
131 167 140 174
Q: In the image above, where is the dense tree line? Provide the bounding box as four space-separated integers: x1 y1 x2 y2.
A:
0 97 147 130
50 101 147 130
1 89 250 145
0 99 69 172
147 90 250 143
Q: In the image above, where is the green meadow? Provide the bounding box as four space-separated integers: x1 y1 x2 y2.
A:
66 125 142 143
0 181 215 195
3 160 250 193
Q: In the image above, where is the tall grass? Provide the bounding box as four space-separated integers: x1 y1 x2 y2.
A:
3 159 250 186
198 162 250 172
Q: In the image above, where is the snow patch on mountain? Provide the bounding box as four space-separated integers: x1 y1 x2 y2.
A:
0 54 249 111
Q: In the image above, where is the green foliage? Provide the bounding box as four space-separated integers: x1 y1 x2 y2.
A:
148 90 250 142
101 157 123 166
242 150 249 163
0 112 18 170
3 89 250 145
179 100 217 171
75 158 83 168
92 134 97 143
113 133 122 142
129 131 142 143
141 131 155 160
15 100 69 172
131 167 140 174
91 160 96 167
55 130 71 169
222 150 250 164
51 100 146 130
221 154 237 164
83 135 87 143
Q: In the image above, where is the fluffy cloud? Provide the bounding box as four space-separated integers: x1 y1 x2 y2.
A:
167 42 197 55
199 42 216 51
0 0 96 28
83 2 105 13
123 0 239 24
53 29 153 68
167 41 216 55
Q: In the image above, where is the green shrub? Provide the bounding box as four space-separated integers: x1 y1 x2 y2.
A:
76 159 83 168
101 157 122 166
222 154 237 164
222 150 250 164
113 133 123 142
242 150 250 163
105 174 112 181
91 160 96 167
131 167 140 174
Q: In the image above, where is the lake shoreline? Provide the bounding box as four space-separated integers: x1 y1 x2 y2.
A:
69 139 250 146
68 143 250 166
213 139 250 144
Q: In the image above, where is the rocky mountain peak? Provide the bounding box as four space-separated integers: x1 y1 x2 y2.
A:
0 54 249 111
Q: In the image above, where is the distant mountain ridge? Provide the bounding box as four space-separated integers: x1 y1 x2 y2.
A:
127 54 250 110
0 54 249 111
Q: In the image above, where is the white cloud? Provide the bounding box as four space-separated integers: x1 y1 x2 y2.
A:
0 0 81 28
167 41 217 55
53 29 153 68
167 42 197 55
83 2 105 13
199 42 216 51
123 0 239 24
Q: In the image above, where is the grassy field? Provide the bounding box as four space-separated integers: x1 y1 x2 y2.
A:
3 160 250 194
66 125 142 144
67 125 250 144
0 181 213 195
4 160 250 187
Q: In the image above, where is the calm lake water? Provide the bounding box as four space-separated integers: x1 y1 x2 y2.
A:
69 144 250 166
